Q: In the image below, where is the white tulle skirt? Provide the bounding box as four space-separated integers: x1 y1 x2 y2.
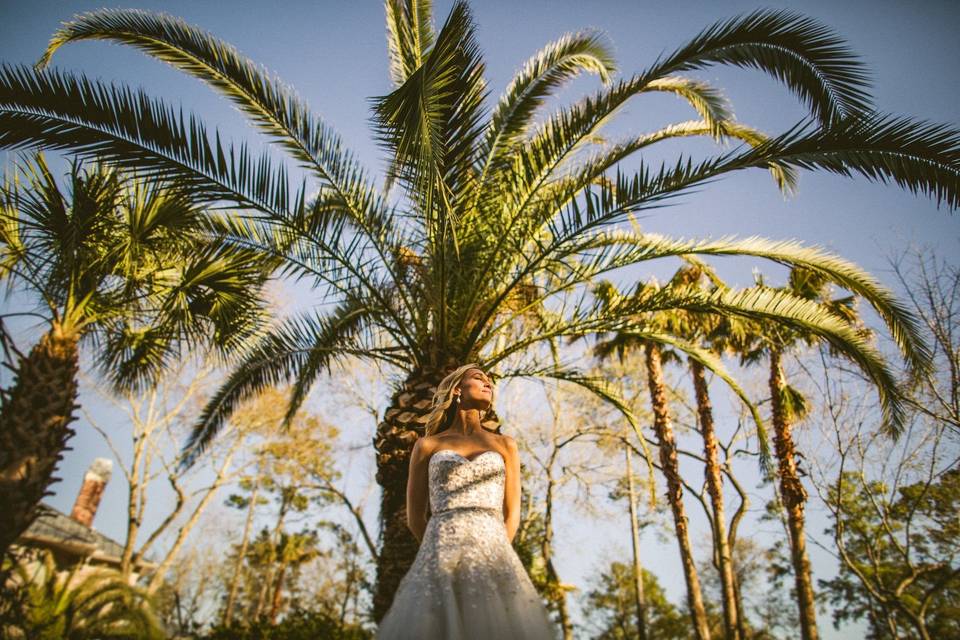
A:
376 506 558 640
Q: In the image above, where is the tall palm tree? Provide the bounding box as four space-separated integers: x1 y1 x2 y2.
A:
1 0 955 618
736 267 866 640
592 274 767 640
0 154 270 560
666 262 748 640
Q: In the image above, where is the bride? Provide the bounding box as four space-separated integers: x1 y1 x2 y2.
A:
376 364 558 639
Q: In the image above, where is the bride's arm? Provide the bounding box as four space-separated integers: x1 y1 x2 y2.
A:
502 436 521 542
406 438 431 543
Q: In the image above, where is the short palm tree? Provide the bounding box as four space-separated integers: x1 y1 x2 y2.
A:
0 154 270 559
6 549 164 640
1 0 956 620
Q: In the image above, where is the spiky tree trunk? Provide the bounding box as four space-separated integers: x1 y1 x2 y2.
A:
0 322 80 560
624 444 648 640
769 348 818 640
372 367 446 622
690 359 739 640
644 343 711 640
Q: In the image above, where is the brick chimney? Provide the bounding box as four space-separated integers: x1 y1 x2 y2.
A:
70 458 113 528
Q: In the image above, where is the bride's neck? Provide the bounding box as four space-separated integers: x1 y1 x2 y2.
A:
448 408 484 435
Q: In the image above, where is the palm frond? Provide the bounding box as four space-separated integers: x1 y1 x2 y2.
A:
385 0 436 87
370 0 488 227
642 77 733 137
473 29 616 208
566 231 932 377
38 9 388 233
36 9 418 318
643 8 872 124
180 303 394 470
0 64 297 218
747 113 960 210
626 285 907 434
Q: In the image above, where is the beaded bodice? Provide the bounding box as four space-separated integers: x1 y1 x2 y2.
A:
428 449 505 516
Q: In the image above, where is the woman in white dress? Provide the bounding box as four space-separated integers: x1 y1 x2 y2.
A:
376 364 558 640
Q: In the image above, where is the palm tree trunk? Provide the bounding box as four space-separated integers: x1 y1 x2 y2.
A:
624 445 648 640
769 348 818 640
644 343 711 640
372 368 446 622
690 359 739 640
0 322 79 559
225 476 260 627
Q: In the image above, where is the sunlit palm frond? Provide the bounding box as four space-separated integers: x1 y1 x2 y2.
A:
631 285 907 434
0 64 297 219
565 231 931 377
533 120 798 224
642 8 872 124
38 9 390 238
474 29 616 208
181 302 390 469
642 77 733 138
385 0 436 87
371 0 488 228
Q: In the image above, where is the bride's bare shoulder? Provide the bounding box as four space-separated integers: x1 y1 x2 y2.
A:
492 433 518 456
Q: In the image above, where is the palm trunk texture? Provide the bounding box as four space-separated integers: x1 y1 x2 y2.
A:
769 349 819 640
644 343 712 640
372 368 445 622
691 359 740 640
0 323 80 560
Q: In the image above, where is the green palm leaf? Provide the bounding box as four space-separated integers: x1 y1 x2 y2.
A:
38 8 386 230
385 0 436 87
0 64 296 218
181 302 395 468
473 29 616 207
643 8 872 124
567 231 931 377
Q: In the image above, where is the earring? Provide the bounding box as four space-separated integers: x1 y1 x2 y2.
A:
454 395 460 404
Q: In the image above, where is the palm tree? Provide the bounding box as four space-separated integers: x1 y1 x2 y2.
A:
666 263 747 640
592 275 766 640
1 1 955 618
736 267 867 640
0 154 270 560
6 549 164 640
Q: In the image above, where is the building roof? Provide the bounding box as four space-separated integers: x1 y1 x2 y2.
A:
17 502 156 569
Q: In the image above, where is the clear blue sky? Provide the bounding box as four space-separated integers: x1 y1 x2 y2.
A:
2 1 958 636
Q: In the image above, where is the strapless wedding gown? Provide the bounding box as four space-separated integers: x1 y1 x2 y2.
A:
376 449 558 640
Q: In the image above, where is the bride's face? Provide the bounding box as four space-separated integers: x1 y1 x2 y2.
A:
456 368 493 410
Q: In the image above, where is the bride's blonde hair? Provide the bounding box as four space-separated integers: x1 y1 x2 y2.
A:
424 363 499 436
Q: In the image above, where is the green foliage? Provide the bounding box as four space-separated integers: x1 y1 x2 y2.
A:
582 560 695 640
200 608 372 640
2 549 164 640
820 470 960 639
0 153 271 392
